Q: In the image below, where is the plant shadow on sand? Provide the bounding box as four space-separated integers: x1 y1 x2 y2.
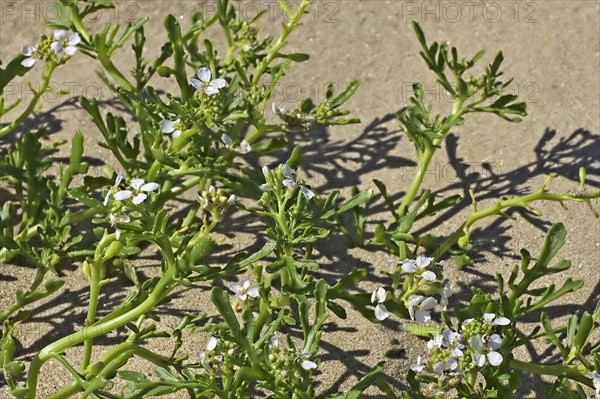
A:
2 100 598 396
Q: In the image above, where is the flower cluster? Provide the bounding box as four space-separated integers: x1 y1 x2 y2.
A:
261 164 315 200
371 287 389 321
21 30 80 68
103 174 159 239
272 103 314 133
268 334 318 384
190 67 227 96
197 185 236 223
196 336 239 378
410 313 511 397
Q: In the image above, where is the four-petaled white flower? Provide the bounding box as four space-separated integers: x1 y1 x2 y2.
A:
114 178 159 205
160 119 182 139
109 213 130 240
371 287 389 321
407 295 438 322
51 30 80 55
20 45 37 68
280 164 315 199
401 256 437 281
221 134 251 154
228 279 259 301
482 313 511 327
197 336 222 368
190 67 227 95
470 334 503 367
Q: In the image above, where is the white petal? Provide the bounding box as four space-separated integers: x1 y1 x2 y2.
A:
228 194 236 204
160 119 177 133
172 130 181 139
50 42 63 54
450 347 464 357
415 309 431 323
132 193 147 204
130 178 145 190
63 45 77 56
103 192 111 206
487 351 503 366
401 262 417 273
204 84 219 95
446 358 458 370
270 335 280 347
474 352 486 367
21 58 35 68
487 334 503 350
375 304 389 321
420 297 438 310
262 166 270 176
300 360 317 370
67 33 81 45
206 336 217 351
592 372 600 392
469 335 484 352
421 271 437 281
115 228 121 240
21 45 33 56
247 287 259 298
300 186 315 199
54 30 68 41
483 313 496 323
196 67 211 83
282 164 294 179
375 287 386 303
221 133 233 146
462 318 474 326
433 361 445 374
140 182 159 192
211 78 227 88
282 179 296 189
229 284 241 294
115 174 123 186
260 183 272 191
114 190 133 200
493 317 511 326
236 293 248 301
415 256 433 268
190 78 203 89
241 279 250 289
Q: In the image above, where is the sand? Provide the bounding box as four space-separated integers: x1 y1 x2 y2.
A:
1 0 599 398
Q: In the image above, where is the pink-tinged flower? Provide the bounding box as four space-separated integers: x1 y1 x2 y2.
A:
51 30 80 55
190 67 227 95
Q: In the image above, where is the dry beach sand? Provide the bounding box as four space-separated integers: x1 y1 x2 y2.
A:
1 0 599 397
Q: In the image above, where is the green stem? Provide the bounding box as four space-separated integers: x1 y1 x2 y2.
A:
80 260 103 372
509 359 590 385
24 266 178 398
0 63 57 138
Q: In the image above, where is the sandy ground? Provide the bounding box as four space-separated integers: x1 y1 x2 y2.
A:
1 0 599 398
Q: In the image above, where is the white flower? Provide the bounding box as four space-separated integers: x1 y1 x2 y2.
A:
371 287 389 321
114 178 159 205
410 355 426 373
51 30 80 55
482 313 510 326
427 333 444 352
470 335 503 367
260 183 272 191
401 256 437 281
197 336 222 367
190 67 227 95
221 134 251 154
272 102 286 116
407 295 437 322
440 282 453 311
20 45 37 68
109 212 130 240
160 119 182 139
104 173 124 206
279 164 315 199
228 279 259 301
